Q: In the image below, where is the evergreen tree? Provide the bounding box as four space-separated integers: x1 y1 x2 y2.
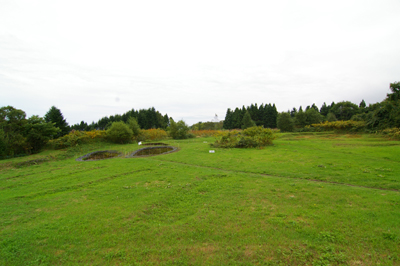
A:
231 108 242 129
320 102 330 116
241 111 256 129
44 106 69 137
163 114 170 128
290 107 297 118
271 104 278 128
223 108 233 129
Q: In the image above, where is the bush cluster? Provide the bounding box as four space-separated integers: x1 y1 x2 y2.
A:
138 129 168 141
169 119 194 139
190 130 221 137
380 127 400 140
49 130 106 149
212 127 276 148
106 122 133 144
310 121 366 133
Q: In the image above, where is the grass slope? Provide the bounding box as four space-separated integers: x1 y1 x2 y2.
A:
0 133 399 265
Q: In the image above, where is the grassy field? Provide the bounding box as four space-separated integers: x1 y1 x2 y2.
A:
0 133 399 265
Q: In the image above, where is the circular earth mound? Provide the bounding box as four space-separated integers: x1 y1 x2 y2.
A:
127 146 178 157
76 150 121 161
142 142 169 146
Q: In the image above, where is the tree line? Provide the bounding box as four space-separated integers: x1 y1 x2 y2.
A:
277 81 400 131
2 81 399 158
70 107 169 131
223 103 278 129
221 81 400 132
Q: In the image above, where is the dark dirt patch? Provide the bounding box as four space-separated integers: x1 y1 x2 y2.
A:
76 150 121 161
127 146 178 158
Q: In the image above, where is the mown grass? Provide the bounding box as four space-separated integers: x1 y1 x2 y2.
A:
0 133 399 265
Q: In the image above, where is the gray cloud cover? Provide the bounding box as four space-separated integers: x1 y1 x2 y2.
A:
1 0 399 125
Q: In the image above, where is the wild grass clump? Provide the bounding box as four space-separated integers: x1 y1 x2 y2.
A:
212 126 276 148
380 127 400 140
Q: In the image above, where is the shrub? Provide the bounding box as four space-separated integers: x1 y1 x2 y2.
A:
277 112 294 132
169 119 190 139
311 120 365 133
212 127 276 148
380 128 400 140
190 130 221 137
85 129 107 139
138 128 168 141
127 117 141 137
49 130 91 149
212 130 240 148
106 122 133 144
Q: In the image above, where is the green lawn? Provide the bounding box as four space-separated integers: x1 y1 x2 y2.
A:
1 133 399 265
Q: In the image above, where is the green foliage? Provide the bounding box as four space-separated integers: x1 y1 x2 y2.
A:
0 106 28 157
326 112 337 122
49 130 107 149
277 112 294 132
169 119 190 139
380 127 400 140
44 106 69 137
305 108 323 125
223 103 277 129
127 117 141 137
106 122 133 144
213 126 276 148
295 109 307 128
24 115 60 153
212 130 239 148
137 128 168 141
311 120 366 132
241 110 256 129
71 107 169 131
0 106 58 157
49 130 91 149
366 81 400 129
319 102 332 116
192 121 224 130
359 99 366 109
330 101 359 121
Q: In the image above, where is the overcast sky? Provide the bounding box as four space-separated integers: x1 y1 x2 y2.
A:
1 0 399 126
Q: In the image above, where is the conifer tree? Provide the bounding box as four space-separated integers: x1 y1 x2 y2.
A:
241 111 256 129
44 106 69 137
